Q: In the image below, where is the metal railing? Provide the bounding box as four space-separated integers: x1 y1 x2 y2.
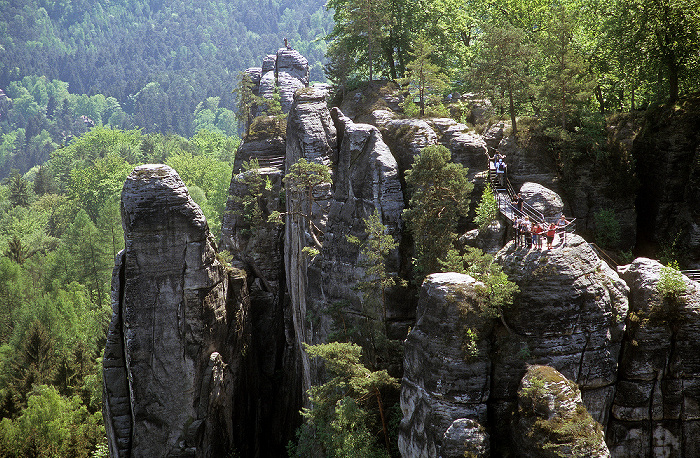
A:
681 270 700 282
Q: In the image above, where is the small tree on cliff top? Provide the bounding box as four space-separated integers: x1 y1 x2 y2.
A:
403 145 472 277
401 36 448 117
269 158 332 254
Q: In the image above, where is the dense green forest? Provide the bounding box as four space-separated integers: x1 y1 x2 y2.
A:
0 0 331 177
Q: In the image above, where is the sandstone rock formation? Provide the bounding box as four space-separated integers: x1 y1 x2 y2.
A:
633 97 700 263
399 273 493 458
247 48 310 115
519 182 565 218
495 235 629 430
514 365 610 457
609 258 700 457
283 86 410 391
103 165 248 457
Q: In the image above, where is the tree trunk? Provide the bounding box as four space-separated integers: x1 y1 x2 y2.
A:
667 51 679 103
508 81 517 136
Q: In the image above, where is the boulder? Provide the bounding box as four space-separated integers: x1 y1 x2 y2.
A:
608 258 700 457
519 182 565 218
459 219 508 255
382 118 438 178
428 118 489 179
513 365 610 458
399 273 493 458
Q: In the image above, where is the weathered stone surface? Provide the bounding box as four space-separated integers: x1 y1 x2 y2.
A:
459 219 508 255
513 365 610 458
247 49 310 115
399 273 493 458
276 48 309 113
338 81 403 124
382 118 438 177
426 118 489 179
441 419 490 458
492 234 628 453
608 258 700 457
103 164 245 457
232 136 286 171
633 96 700 263
519 182 565 218
219 164 304 456
370 109 398 128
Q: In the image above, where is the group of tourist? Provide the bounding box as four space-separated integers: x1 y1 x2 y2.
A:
492 152 507 187
513 210 570 250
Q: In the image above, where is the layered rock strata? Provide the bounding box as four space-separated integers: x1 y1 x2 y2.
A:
399 273 493 458
247 48 310 115
609 258 700 457
103 165 248 457
284 87 409 391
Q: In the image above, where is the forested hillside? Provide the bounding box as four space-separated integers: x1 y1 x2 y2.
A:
0 127 238 455
0 0 331 177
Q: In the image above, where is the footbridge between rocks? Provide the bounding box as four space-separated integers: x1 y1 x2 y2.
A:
486 158 576 246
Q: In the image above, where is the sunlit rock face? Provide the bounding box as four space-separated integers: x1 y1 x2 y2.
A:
494 235 629 436
399 273 493 458
608 258 700 457
103 165 246 457
249 48 310 115
514 365 610 458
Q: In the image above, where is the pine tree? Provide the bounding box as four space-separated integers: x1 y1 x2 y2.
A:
401 36 448 117
403 145 472 277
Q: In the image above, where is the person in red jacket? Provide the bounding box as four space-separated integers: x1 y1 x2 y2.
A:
546 223 556 249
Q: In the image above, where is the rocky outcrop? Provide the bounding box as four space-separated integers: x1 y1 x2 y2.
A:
495 235 629 431
519 182 565 218
284 87 410 391
399 273 493 458
382 119 438 178
219 165 302 456
247 48 310 115
103 165 248 457
429 118 489 179
633 96 700 263
608 258 700 457
514 365 610 457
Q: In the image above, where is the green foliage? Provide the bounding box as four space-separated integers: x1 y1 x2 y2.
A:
593 208 621 249
403 145 473 277
272 158 332 250
0 385 104 458
657 261 686 301
289 342 397 458
440 247 519 321
400 36 449 117
474 184 498 229
346 210 404 369
472 22 535 135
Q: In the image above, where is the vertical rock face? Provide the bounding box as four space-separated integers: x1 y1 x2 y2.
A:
633 97 700 263
495 235 629 434
399 273 493 458
399 236 629 457
219 165 303 457
609 258 700 457
284 88 410 391
103 165 246 457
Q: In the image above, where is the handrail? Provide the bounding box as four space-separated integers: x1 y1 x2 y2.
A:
588 242 619 269
681 270 700 282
